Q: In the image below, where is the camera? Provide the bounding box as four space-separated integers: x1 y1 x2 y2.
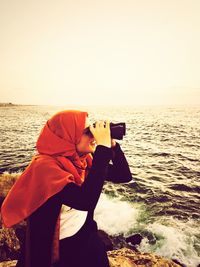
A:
84 121 126 140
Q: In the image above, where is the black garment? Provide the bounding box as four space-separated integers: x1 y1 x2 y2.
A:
58 211 109 267
15 143 133 267
56 142 132 267
57 142 133 211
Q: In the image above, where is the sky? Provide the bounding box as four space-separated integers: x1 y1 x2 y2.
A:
0 0 200 106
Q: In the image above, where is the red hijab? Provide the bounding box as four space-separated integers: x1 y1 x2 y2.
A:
0 109 93 263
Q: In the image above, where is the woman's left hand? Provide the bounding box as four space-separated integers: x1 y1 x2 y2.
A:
111 139 117 148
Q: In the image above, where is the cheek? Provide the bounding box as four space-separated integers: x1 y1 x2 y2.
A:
80 136 91 147
85 137 91 145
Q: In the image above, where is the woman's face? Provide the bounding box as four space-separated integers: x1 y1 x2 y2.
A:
76 117 97 156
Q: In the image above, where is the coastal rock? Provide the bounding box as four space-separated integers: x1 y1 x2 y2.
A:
125 233 143 246
0 103 17 107
107 247 182 267
0 260 17 267
108 233 139 251
97 230 138 252
0 248 183 267
0 173 18 208
0 227 21 262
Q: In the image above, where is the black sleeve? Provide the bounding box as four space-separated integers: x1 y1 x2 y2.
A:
55 145 113 211
105 142 133 183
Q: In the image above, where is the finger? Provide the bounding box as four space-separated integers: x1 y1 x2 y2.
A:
95 120 100 128
102 120 107 128
98 120 105 127
93 121 99 128
105 119 110 129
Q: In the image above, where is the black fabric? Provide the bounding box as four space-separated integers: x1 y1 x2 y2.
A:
15 143 133 267
106 142 133 183
16 186 63 267
58 211 110 267
57 142 133 211
57 145 113 211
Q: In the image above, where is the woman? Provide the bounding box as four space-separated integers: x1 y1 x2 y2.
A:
1 110 132 267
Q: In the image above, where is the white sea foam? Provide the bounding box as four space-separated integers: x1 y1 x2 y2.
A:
94 193 140 236
94 193 200 267
138 217 200 267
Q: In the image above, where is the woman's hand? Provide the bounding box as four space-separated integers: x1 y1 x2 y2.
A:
89 120 111 148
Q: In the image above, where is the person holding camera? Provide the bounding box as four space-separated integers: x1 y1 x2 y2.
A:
1 110 132 267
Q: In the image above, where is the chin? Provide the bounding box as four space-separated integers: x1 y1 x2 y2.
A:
88 145 96 153
78 145 96 156
87 148 95 153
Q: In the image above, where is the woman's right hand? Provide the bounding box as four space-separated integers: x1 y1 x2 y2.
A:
89 120 111 148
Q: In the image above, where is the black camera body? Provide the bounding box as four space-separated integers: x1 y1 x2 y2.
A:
92 121 126 140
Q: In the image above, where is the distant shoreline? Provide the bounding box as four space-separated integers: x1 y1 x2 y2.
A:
0 103 199 108
0 103 38 107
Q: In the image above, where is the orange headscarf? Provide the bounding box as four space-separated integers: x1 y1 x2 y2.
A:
0 109 94 264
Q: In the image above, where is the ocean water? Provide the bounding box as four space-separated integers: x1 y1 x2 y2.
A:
0 104 200 266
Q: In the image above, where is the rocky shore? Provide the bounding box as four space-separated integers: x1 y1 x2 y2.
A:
0 103 17 107
0 173 184 266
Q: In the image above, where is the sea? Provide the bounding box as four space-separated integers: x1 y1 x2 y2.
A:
0 104 199 266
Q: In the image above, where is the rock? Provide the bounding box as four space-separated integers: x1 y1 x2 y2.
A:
0 260 17 267
106 233 138 251
171 258 187 267
97 230 136 252
0 173 26 261
107 247 183 267
109 255 137 267
0 173 19 212
125 233 143 246
0 248 183 267
0 228 20 261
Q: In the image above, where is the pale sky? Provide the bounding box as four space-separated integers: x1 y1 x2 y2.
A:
0 0 200 106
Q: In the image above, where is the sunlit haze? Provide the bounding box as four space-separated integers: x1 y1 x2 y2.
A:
0 0 200 106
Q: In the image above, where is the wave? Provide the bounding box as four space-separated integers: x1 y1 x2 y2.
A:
168 183 200 194
96 193 200 267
